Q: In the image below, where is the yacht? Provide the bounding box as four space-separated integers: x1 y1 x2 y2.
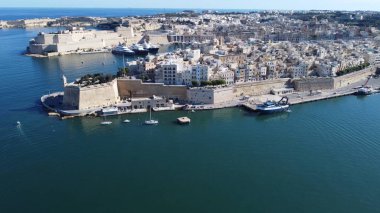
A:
130 43 149 56
112 44 135 56
145 108 158 125
256 97 289 114
142 40 159 54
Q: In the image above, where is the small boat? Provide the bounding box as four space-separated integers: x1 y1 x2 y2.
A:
177 117 191 124
131 43 149 56
101 115 112 125
112 44 135 56
101 121 112 125
355 86 373 96
145 108 158 125
16 121 21 126
256 97 290 114
123 119 131 123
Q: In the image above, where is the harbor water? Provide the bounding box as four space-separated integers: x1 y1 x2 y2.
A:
1 11 380 212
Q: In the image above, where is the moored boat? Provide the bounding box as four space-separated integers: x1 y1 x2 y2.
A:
256 97 289 114
177 117 191 124
355 86 373 96
131 43 149 56
100 121 112 125
142 40 159 54
112 44 135 56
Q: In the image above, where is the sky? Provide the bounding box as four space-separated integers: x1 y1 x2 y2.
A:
0 0 379 11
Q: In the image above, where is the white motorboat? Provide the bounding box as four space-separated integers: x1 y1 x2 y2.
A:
177 117 191 124
101 121 112 125
123 119 131 123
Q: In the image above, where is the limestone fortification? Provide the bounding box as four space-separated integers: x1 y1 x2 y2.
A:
28 26 137 56
62 78 294 110
61 66 376 111
117 79 187 100
293 67 376 91
63 79 187 110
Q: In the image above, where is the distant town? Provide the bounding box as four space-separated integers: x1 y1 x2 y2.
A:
6 10 380 117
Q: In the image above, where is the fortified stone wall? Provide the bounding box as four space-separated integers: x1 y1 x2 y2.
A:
213 87 235 103
29 30 126 54
333 67 376 89
146 34 170 45
293 78 334 91
55 37 124 53
77 80 119 110
234 79 290 96
28 44 57 54
187 87 235 104
62 86 80 109
117 79 187 101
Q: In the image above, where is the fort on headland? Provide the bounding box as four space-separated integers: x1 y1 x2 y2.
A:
34 10 380 117
41 66 376 117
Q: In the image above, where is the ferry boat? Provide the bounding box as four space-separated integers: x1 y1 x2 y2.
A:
142 40 159 54
101 107 118 116
256 97 289 114
111 44 135 56
131 44 149 56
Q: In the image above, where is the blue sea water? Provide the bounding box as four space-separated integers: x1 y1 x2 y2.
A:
0 7 254 20
1 9 380 213
0 8 182 20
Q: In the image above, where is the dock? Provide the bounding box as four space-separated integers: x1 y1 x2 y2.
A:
242 103 258 112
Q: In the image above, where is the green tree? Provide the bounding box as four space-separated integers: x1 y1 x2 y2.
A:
117 67 129 77
200 81 210 86
191 80 199 87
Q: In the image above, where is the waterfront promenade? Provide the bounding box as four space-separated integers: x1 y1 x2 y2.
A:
288 77 380 105
209 76 380 112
